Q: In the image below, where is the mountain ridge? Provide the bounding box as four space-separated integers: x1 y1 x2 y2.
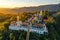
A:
0 3 60 14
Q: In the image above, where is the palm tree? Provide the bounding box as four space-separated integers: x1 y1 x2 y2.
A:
26 23 30 40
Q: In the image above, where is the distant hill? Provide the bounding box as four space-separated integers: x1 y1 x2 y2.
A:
0 3 60 14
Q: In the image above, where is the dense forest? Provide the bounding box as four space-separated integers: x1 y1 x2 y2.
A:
0 11 60 40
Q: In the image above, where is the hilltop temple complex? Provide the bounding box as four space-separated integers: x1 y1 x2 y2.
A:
9 10 48 34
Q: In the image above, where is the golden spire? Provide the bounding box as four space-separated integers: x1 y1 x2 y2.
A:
17 13 19 21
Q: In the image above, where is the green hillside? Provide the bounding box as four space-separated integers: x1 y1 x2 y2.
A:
0 11 60 40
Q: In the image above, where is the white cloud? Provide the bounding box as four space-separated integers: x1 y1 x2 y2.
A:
0 0 59 8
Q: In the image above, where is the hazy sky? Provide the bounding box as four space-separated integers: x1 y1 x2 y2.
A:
0 0 60 8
